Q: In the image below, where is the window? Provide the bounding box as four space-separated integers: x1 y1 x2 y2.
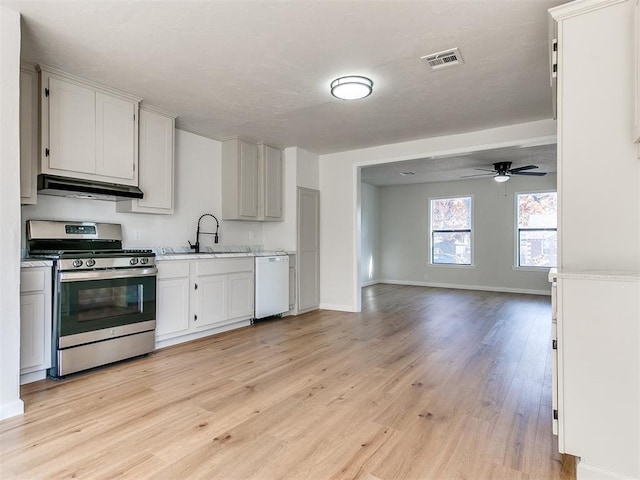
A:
517 192 557 267
430 196 472 265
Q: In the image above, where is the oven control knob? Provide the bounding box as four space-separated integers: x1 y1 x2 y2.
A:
140 257 149 265
72 259 83 268
129 257 139 266
85 259 96 267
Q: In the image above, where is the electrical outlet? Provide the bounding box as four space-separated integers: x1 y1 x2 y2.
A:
133 230 142 241
249 230 254 240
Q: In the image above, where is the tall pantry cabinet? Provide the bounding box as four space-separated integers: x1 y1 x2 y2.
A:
549 1 640 479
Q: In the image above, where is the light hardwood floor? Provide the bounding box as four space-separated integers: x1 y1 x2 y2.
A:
1 284 575 479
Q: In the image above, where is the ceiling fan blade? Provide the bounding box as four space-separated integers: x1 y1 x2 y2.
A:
509 165 539 173
461 173 493 178
513 171 547 176
473 168 497 172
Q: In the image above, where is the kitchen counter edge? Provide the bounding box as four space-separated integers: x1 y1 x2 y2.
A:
157 251 295 261
21 259 54 268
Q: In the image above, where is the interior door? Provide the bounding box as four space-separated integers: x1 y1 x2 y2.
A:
297 187 320 313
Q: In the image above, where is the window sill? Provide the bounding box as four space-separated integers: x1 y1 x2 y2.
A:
512 266 557 273
429 263 477 270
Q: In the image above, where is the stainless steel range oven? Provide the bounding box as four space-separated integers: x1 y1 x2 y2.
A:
27 220 157 378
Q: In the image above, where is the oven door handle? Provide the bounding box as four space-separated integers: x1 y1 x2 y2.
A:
59 267 158 282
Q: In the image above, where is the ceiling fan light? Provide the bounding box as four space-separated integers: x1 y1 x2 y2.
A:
330 76 373 100
494 173 510 183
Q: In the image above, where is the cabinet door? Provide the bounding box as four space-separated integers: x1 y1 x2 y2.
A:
297 188 320 313
635 0 640 145
156 278 190 339
289 265 296 311
195 274 227 330
239 140 259 218
96 92 136 181
20 68 38 205
137 108 174 211
228 272 254 320
20 293 46 372
264 145 283 220
48 76 96 174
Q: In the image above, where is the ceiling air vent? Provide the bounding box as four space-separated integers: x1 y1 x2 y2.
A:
400 172 415 176
421 48 464 71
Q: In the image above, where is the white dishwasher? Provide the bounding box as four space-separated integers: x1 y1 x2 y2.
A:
254 255 289 319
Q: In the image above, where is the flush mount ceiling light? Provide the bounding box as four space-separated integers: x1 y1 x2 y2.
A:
494 173 511 183
330 76 373 100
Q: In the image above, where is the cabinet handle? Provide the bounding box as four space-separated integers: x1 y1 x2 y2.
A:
194 314 198 321
194 283 198 290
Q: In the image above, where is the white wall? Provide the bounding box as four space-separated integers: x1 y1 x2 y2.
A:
296 147 320 190
263 146 319 251
0 6 24 420
377 174 557 294
360 182 379 285
319 119 557 312
21 129 264 251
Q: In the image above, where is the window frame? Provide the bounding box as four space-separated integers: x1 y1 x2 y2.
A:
429 194 474 267
514 190 558 269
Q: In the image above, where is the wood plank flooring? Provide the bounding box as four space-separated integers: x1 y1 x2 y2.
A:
0 284 575 479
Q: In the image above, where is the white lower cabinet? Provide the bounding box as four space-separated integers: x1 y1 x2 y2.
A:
156 257 254 349
156 262 191 339
20 266 52 384
228 272 255 320
195 273 227 330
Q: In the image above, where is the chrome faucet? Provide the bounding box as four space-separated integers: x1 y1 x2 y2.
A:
188 213 220 253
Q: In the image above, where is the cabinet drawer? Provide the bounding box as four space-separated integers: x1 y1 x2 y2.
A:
20 269 46 293
196 258 253 276
157 261 190 279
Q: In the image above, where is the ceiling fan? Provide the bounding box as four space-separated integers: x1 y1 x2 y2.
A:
461 161 547 183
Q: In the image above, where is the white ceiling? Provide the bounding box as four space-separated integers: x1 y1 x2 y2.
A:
5 0 566 156
361 143 557 186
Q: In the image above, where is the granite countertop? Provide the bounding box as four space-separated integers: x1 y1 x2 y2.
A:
155 246 295 261
20 247 296 265
21 259 54 268
553 269 640 282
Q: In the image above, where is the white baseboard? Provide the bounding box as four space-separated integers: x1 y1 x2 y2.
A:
319 303 359 312
577 460 639 480
155 319 252 350
20 370 47 385
0 399 25 420
360 280 379 287
377 279 551 296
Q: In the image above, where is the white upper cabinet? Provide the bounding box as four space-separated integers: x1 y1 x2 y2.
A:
20 65 38 205
262 144 283 221
635 0 640 145
39 65 141 186
222 138 260 220
47 76 96 175
95 92 136 180
117 105 175 214
221 138 284 221
239 140 260 218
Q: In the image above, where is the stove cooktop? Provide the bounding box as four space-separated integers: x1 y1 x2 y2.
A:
29 249 154 259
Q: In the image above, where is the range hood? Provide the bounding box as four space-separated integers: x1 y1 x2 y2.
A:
37 174 144 201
